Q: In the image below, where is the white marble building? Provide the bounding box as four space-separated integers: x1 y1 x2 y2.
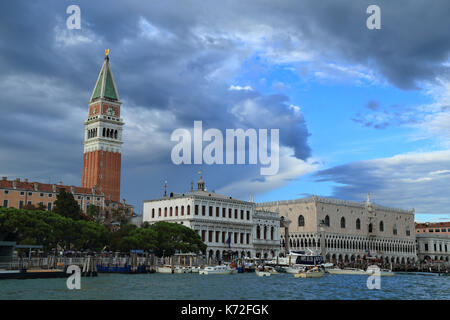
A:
258 195 417 265
143 177 280 260
416 234 450 266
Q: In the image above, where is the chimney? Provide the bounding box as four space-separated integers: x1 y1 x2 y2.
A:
12 180 17 189
70 186 75 194
52 184 56 193
33 183 38 191
1 176 7 181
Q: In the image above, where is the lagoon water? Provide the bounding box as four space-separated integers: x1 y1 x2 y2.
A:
0 273 449 300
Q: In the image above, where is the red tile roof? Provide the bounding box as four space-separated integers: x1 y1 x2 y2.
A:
0 178 104 196
415 222 450 228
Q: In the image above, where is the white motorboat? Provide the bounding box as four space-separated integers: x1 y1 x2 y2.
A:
285 265 306 274
199 265 236 275
156 265 173 274
366 265 395 276
264 266 278 274
174 266 188 273
189 266 200 273
294 267 325 278
327 267 367 275
256 270 271 277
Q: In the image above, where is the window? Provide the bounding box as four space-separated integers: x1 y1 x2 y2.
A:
20 191 24 196
368 223 373 233
47 202 52 211
442 228 446 232
202 205 206 216
3 200 8 208
246 211 250 220
4 190 9 194
78 196 82 200
87 197 90 200
164 207 167 217
40 193 44 197
424 244 428 251
246 234 250 244
208 231 213 242
209 206 212 216
152 208 155 218
28 192 32 196
216 207 219 217
215 231 219 242
241 210 244 220
240 233 244 244
435 229 440 233
195 205 198 215
324 215 330 227
223 208 226 218
234 233 238 244
19 200 24 209
429 229 434 233
228 208 232 218
170 207 173 216
234 209 238 219
379 221 384 232
187 205 190 215
406 229 410 236
49 194 53 198
201 230 206 242
27 201 32 205
340 217 346 228
181 206 184 216
175 206 178 216
298 215 305 227
271 226 274 240
393 225 397 235
356 218 361 230
256 226 261 239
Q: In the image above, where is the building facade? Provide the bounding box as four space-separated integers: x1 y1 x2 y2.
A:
257 195 417 265
0 177 105 213
143 177 280 260
415 222 450 265
82 51 124 202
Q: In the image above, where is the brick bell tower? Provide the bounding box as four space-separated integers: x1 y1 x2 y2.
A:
82 49 123 202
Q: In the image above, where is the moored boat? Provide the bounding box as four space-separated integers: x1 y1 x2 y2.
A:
294 267 325 278
256 270 271 277
327 267 367 275
156 265 173 274
199 265 236 275
366 265 395 276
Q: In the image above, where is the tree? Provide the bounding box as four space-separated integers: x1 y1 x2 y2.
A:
87 204 99 219
53 188 82 220
149 222 207 257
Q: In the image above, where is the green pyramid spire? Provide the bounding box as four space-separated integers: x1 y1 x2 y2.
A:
90 53 120 103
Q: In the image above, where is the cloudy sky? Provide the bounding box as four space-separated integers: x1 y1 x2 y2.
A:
1 1 450 221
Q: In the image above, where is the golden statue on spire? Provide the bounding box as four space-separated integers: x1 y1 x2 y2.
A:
105 49 110 56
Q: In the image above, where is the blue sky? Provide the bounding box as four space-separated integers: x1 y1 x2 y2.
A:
1 1 450 222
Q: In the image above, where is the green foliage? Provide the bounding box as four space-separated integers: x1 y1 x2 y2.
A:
87 204 99 218
0 208 207 255
0 207 108 251
52 188 82 220
150 222 207 257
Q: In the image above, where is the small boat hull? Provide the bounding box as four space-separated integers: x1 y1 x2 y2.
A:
256 270 271 277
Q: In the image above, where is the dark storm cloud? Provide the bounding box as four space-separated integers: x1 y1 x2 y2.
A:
2 0 450 209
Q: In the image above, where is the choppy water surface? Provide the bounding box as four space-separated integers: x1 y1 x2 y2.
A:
0 273 449 300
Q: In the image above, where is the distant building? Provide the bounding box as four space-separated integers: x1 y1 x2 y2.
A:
257 195 417 265
415 222 450 265
143 176 281 260
415 222 450 235
0 177 104 213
